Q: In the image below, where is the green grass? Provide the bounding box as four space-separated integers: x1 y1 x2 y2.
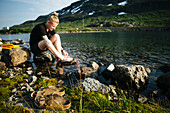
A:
62 86 170 113
0 71 169 113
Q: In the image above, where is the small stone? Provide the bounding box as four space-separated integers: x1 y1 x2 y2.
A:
109 85 116 90
91 62 99 70
145 68 151 74
21 86 27 91
26 70 33 75
138 94 148 103
107 64 115 71
26 84 34 92
8 95 14 102
41 76 49 79
12 88 17 93
27 67 33 71
28 75 37 86
36 72 43 76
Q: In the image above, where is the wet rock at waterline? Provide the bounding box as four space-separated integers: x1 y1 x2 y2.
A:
12 38 26 45
81 67 99 79
156 72 170 99
33 52 55 63
81 61 100 79
1 47 31 66
102 64 149 90
0 61 6 69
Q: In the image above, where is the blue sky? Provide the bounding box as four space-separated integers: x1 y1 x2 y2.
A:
0 0 79 29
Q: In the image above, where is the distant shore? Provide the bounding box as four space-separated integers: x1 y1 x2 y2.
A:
90 26 170 32
0 27 170 35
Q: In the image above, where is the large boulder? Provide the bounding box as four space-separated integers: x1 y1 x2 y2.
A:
156 72 170 100
1 47 31 66
102 64 148 90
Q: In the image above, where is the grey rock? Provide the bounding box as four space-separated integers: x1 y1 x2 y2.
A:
82 78 110 94
102 64 148 90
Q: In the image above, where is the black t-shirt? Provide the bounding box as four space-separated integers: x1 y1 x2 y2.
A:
29 22 55 51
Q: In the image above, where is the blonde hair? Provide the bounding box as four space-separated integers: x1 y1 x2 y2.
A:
47 12 59 24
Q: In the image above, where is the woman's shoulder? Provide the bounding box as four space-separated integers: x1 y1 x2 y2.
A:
34 22 45 29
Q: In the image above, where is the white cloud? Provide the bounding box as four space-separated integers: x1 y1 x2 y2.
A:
11 0 80 13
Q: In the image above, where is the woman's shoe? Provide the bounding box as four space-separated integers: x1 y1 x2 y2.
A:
34 86 66 108
51 93 71 110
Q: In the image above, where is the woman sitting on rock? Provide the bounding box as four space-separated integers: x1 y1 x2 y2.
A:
29 12 73 62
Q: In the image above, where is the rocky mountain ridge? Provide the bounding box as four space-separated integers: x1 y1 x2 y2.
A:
12 0 170 28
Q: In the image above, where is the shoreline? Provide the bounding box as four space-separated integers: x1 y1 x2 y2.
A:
0 26 170 35
91 26 170 32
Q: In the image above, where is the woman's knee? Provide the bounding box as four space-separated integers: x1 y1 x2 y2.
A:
50 34 60 43
54 34 60 41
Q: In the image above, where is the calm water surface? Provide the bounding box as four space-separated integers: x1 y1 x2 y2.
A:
1 32 170 69
1 32 170 92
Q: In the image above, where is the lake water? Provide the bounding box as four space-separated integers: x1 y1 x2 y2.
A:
0 32 170 93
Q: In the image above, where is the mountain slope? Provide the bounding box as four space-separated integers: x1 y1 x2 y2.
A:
11 0 170 29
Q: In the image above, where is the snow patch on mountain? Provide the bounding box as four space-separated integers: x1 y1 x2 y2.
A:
118 12 127 15
118 1 127 6
88 11 95 15
108 4 112 6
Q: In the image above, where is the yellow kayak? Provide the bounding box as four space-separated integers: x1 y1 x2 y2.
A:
1 44 20 49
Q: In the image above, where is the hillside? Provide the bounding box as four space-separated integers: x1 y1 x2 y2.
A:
9 0 170 31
